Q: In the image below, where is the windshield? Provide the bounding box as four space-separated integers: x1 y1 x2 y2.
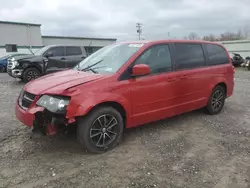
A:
74 43 144 74
34 46 51 56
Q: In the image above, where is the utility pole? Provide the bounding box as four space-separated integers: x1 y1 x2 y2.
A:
136 23 142 40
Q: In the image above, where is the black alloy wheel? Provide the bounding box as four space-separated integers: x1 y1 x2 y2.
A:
0 65 5 73
206 85 226 115
211 90 224 112
77 106 124 154
23 68 41 82
89 114 119 148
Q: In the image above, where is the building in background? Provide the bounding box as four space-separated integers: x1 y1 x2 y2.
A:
221 40 250 58
0 21 116 57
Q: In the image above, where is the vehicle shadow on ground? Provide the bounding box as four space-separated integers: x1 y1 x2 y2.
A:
24 109 206 155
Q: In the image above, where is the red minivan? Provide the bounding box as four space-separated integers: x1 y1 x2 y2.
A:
15 40 234 153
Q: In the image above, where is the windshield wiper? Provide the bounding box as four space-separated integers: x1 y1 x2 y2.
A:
84 65 108 74
81 59 103 72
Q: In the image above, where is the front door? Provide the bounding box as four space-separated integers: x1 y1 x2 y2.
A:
44 46 66 73
122 44 180 127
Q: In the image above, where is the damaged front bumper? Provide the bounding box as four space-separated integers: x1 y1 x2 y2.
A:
15 103 75 136
33 110 68 136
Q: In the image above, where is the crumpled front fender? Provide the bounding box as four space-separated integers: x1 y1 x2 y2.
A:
66 93 132 126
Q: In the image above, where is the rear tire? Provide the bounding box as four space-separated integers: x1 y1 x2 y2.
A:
22 68 40 82
77 106 124 154
0 65 5 73
206 85 226 115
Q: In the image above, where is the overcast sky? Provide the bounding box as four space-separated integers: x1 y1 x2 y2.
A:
0 0 249 41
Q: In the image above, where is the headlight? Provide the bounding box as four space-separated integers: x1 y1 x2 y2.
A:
13 60 19 67
36 95 70 114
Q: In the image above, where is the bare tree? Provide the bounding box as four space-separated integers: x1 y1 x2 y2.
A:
188 32 200 40
203 34 217 41
243 25 250 39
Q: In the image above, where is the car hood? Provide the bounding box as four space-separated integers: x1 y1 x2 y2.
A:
0 59 7 65
13 54 36 61
24 69 107 95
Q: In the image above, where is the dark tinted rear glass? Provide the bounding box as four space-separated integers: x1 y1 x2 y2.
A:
66 46 82 56
205 44 229 65
175 43 205 70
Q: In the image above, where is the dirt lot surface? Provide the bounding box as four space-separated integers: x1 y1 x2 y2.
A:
0 69 250 188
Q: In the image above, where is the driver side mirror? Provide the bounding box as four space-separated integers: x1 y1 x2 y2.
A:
131 64 151 77
45 52 53 58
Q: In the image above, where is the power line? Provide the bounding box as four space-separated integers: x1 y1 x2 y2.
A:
136 23 143 40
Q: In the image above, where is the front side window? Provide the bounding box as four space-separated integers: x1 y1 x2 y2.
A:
46 47 64 57
205 44 229 65
175 43 205 70
134 44 172 74
75 43 143 74
66 46 82 56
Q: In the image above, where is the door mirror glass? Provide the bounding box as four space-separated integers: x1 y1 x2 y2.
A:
45 51 53 58
132 64 151 76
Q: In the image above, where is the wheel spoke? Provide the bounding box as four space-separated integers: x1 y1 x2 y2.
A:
103 115 107 126
90 132 101 138
106 117 115 127
102 133 106 146
105 132 112 140
217 100 222 105
218 95 223 101
97 117 103 127
96 134 103 146
107 130 117 136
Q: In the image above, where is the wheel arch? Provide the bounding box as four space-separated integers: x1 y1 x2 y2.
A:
216 82 227 95
85 101 127 127
24 64 42 73
68 95 132 128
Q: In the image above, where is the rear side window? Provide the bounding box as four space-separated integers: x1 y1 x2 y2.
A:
66 46 82 56
175 43 205 70
205 44 229 65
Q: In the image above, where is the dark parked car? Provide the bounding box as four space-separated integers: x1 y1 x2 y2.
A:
230 53 244 66
0 53 28 73
7 45 87 82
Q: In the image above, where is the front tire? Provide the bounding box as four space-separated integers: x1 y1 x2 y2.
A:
77 106 124 154
22 68 40 82
206 85 226 115
0 65 5 73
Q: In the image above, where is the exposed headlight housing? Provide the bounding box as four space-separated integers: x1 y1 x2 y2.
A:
36 95 70 114
8 58 19 69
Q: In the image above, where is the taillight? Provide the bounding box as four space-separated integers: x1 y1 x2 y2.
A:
232 66 235 73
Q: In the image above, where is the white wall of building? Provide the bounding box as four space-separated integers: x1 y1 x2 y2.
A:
221 40 250 58
42 36 116 47
0 22 43 46
0 21 117 57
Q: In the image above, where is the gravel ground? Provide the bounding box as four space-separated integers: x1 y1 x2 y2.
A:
0 69 250 188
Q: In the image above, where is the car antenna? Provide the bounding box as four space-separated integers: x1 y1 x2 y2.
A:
25 45 34 55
